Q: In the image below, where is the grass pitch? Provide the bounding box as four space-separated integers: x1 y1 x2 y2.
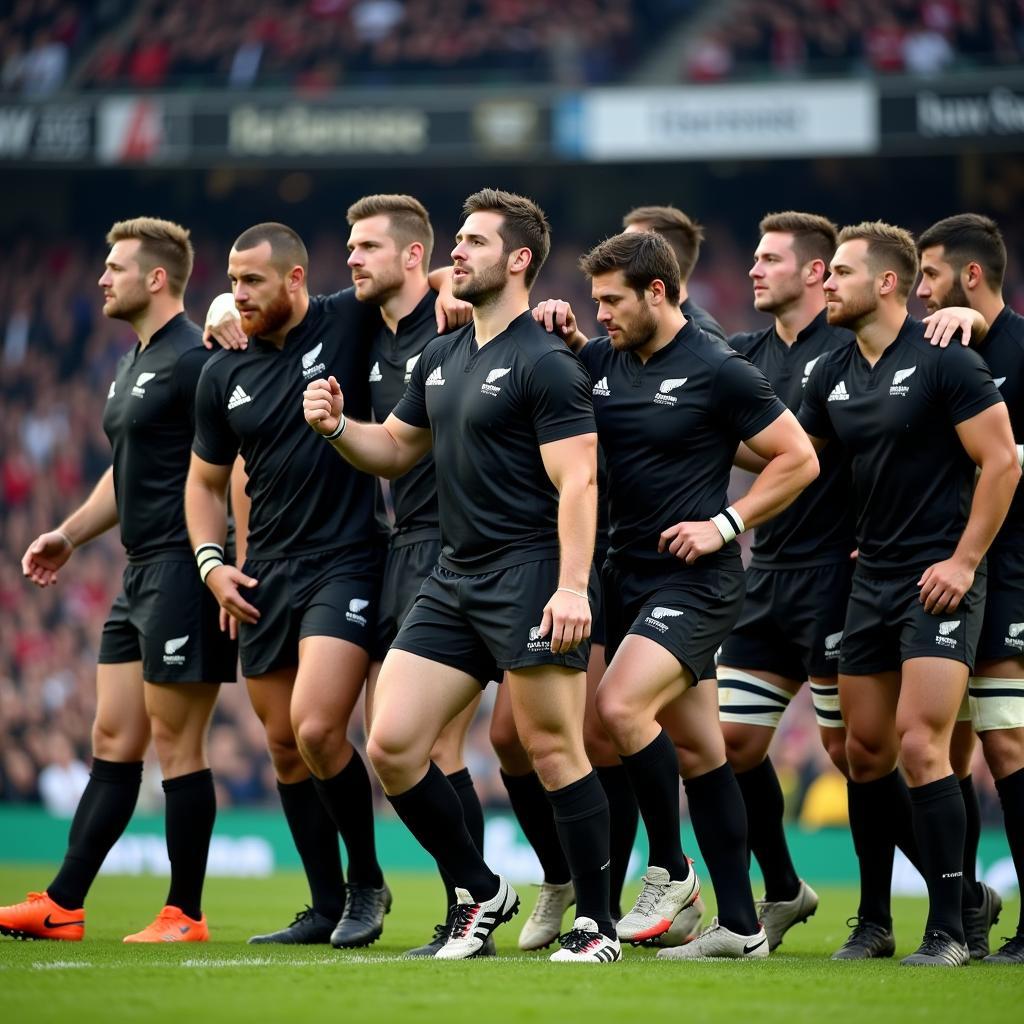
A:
0 866 1020 1024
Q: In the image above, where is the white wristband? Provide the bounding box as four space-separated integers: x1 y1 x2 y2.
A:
556 586 589 601
324 415 347 441
711 506 745 544
195 542 225 584
56 529 75 550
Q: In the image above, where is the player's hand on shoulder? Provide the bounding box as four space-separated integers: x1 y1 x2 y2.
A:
21 531 74 586
917 557 974 614
205 563 260 624
532 298 578 337
659 520 725 564
303 375 345 436
539 588 592 654
434 288 473 334
203 293 248 351
922 306 986 349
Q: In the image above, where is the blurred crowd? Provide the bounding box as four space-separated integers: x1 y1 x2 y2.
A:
1 0 685 94
687 0 1024 81
1 213 1016 829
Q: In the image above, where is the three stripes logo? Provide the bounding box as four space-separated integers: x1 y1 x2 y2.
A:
131 371 156 398
654 377 687 405
828 380 850 402
162 635 189 665
228 385 252 410
646 606 683 633
592 376 611 397
301 341 325 380
425 366 446 386
889 365 917 397
936 619 961 648
481 366 511 397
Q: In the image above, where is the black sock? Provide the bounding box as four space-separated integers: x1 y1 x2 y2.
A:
596 764 638 919
891 770 925 873
959 774 982 909
547 771 615 938
162 769 215 920
389 762 497 898
277 778 345 920
735 758 800 902
910 774 966 942
442 768 485 912
684 763 759 935
311 751 383 888
847 772 908 928
994 766 1024 936
500 769 570 885
620 730 689 880
48 758 143 909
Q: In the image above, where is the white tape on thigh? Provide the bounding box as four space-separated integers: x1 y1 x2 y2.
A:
968 676 1024 731
956 688 972 723
810 681 844 730
716 668 793 727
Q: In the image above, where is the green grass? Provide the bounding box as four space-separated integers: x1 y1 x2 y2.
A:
0 867 1020 1024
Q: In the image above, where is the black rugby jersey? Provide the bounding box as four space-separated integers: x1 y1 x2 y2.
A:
682 298 726 343
798 316 1003 575
392 311 596 574
193 289 379 560
730 310 856 568
976 306 1024 553
102 313 211 563
578 319 786 573
368 289 439 544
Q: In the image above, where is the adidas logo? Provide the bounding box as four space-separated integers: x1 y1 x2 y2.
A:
527 624 547 652
346 597 370 626
889 365 917 397
592 376 611 397
131 371 156 398
228 385 252 410
425 366 446 386
828 380 850 402
802 354 823 387
936 619 961 648
994 376 1007 389
481 366 512 397
645 606 683 633
107 380 116 399
654 378 687 405
162 634 188 665
1006 621 1024 649
301 341 325 380
368 361 382 382
824 630 843 653
405 354 421 382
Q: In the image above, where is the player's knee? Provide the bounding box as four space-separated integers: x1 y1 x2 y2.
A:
292 715 339 761
582 718 618 766
721 725 767 774
897 727 946 783
264 729 302 776
91 716 146 762
489 713 524 762
821 732 849 777
595 688 635 747
366 729 419 785
980 727 1024 780
148 716 202 775
844 731 894 781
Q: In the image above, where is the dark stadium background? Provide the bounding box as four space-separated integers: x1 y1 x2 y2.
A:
1 0 1022 881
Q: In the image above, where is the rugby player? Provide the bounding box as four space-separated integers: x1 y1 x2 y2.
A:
305 189 619 963
917 213 1024 964
798 221 1019 966
186 223 389 948
576 230 819 959
1 218 236 944
345 193 489 957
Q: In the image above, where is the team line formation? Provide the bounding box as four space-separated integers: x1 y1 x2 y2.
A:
2 192 1023 968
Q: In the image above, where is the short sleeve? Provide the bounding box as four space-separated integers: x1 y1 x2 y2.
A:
797 357 836 440
528 349 596 445
391 343 431 429
173 346 212 429
711 353 786 441
936 345 1004 425
191 360 240 465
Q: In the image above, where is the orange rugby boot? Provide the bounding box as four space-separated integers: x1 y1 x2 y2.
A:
0 891 85 940
123 905 209 943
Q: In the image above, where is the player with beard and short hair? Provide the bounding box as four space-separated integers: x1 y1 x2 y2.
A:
917 213 1024 965
798 221 1020 966
185 222 392 950
344 193 490 958
573 230 818 960
0 217 236 945
305 189 620 963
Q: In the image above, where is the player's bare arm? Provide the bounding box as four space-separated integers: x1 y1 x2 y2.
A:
661 410 819 563
923 305 989 349
303 374 432 478
918 403 1021 614
184 452 260 625
538 431 598 654
22 466 119 587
